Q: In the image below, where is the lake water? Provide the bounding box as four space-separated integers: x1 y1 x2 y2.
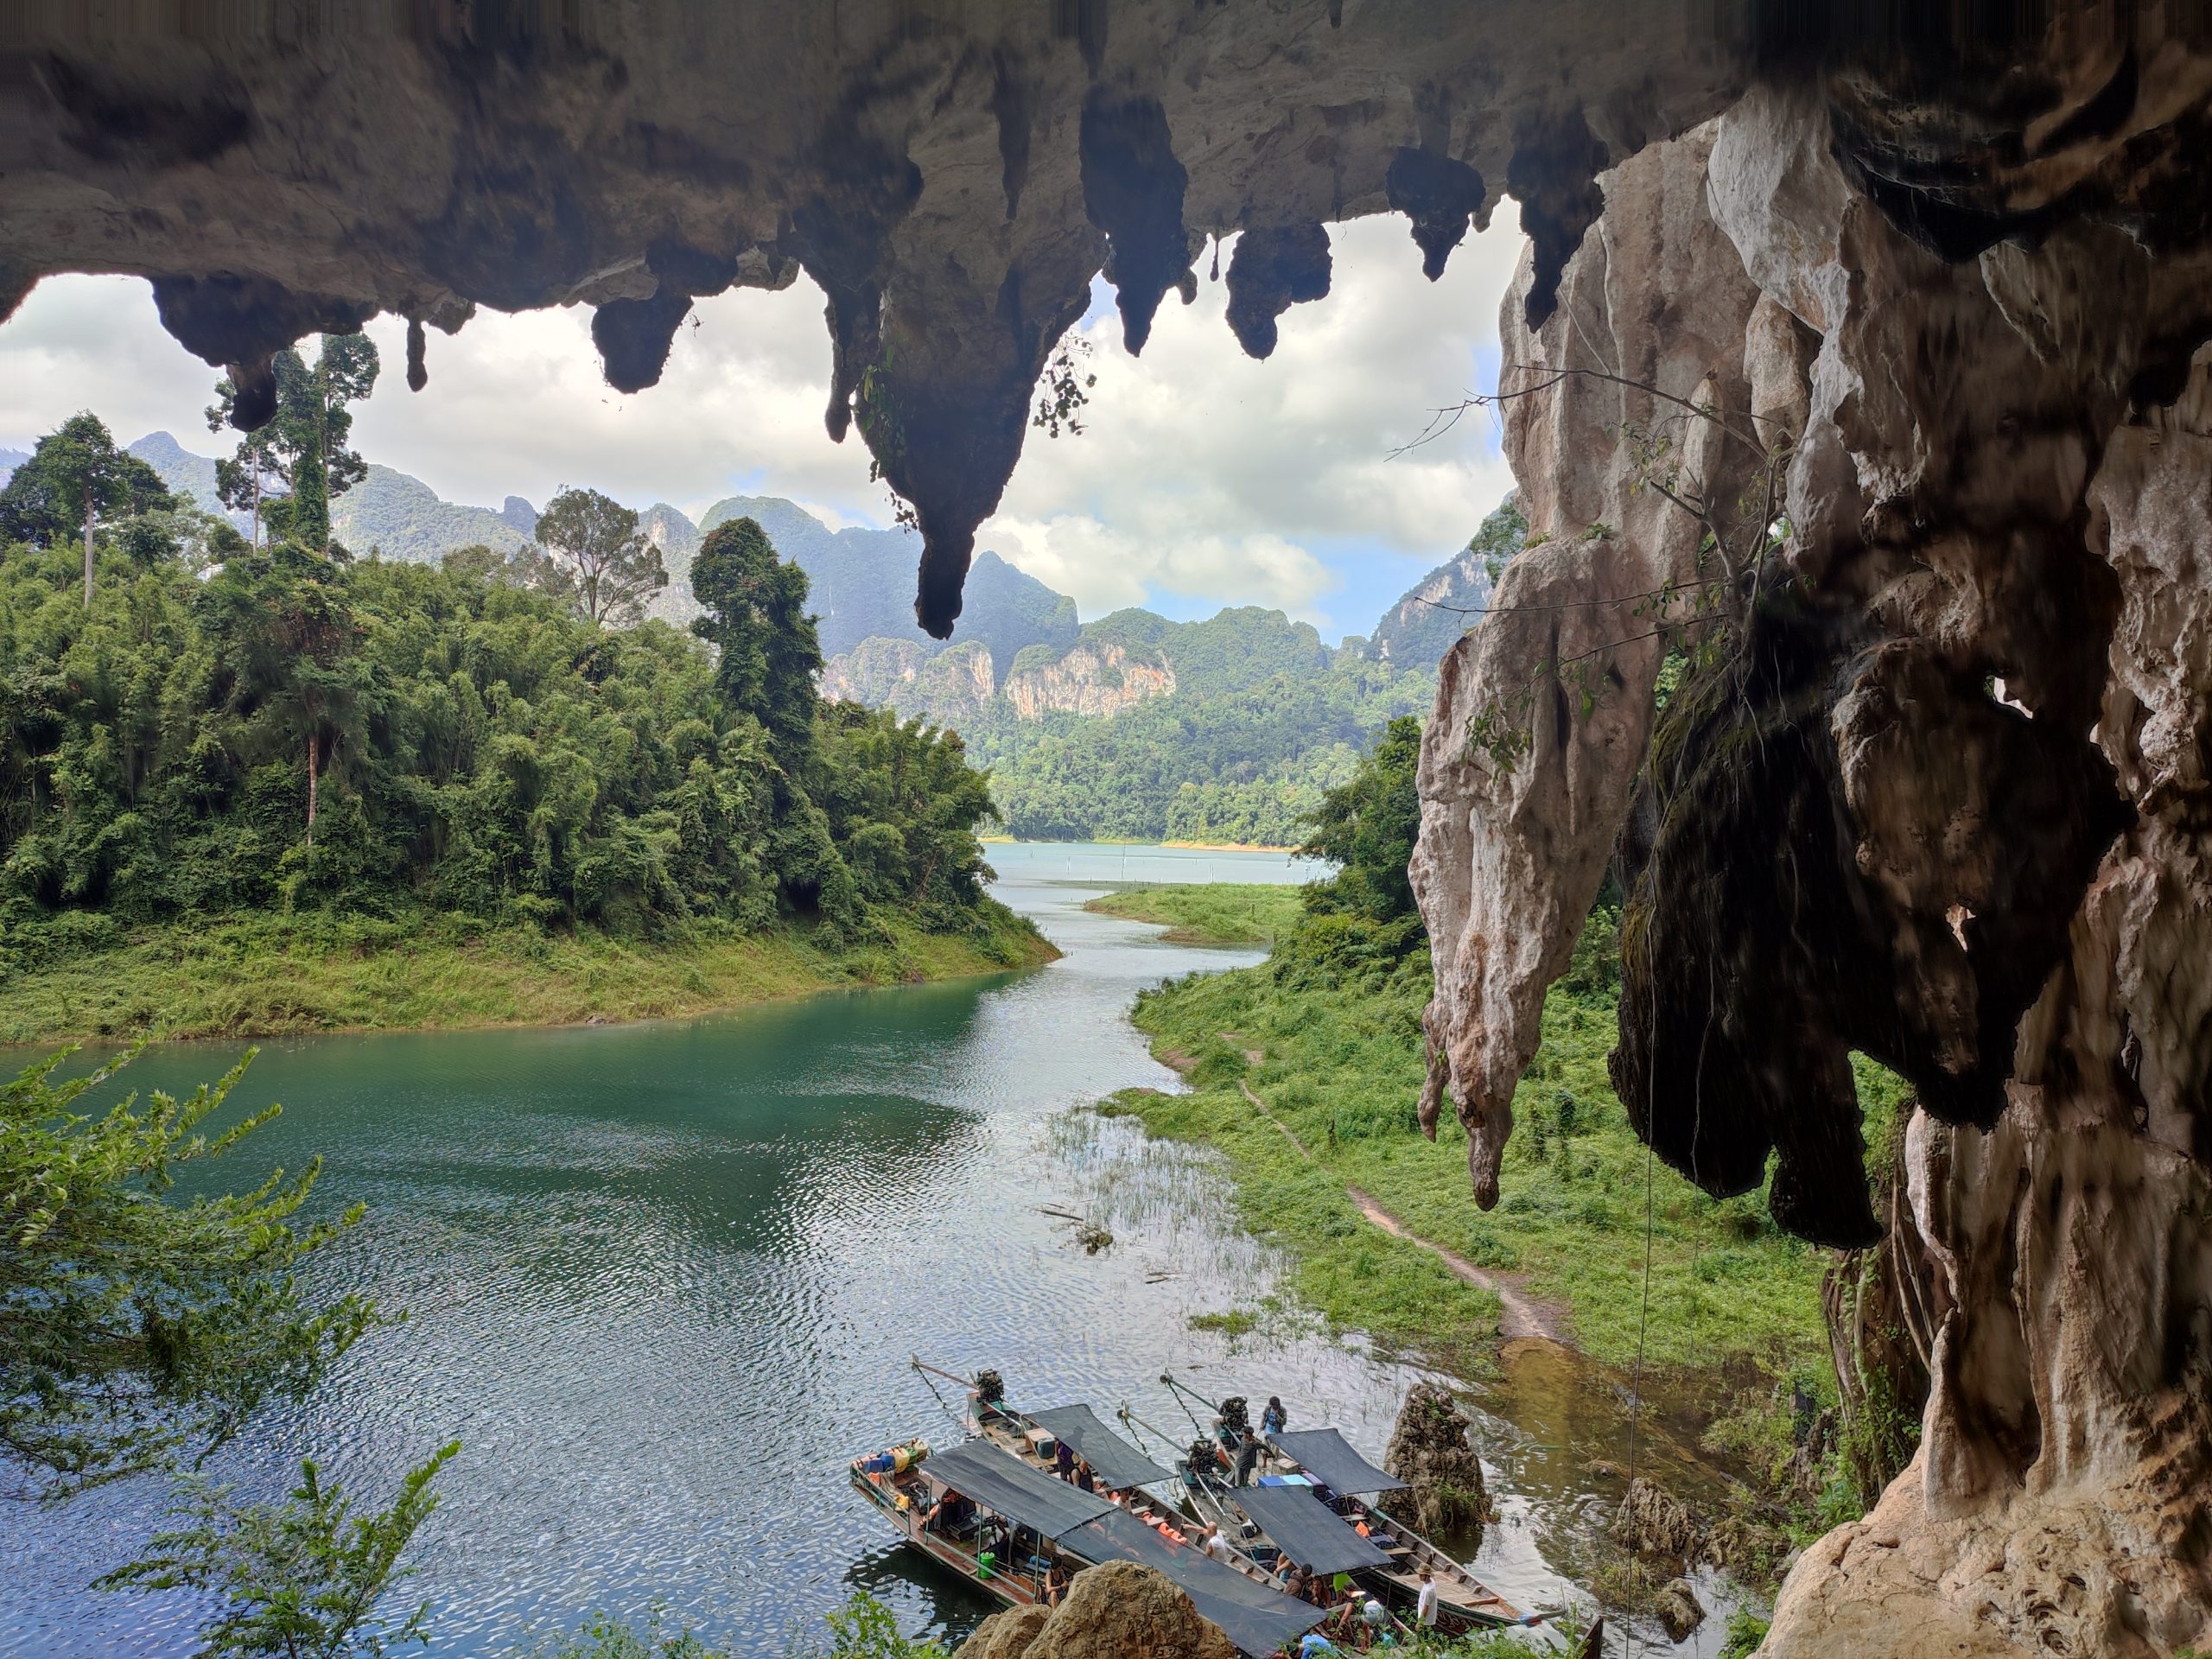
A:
2 842 1744 1658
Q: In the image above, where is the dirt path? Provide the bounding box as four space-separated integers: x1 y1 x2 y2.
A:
1230 1077 1567 1345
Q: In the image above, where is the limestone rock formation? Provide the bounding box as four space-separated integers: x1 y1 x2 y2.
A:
1408 127 1767 1210
1003 642 1175 722
1610 1478 1701 1561
1654 1577 1705 1642
953 1563 1235 1659
1410 41 2212 1659
0 3 1781 639
1382 1382 1488 1543
954 1604 1052 1659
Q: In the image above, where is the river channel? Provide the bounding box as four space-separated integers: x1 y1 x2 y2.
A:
2 843 1745 1658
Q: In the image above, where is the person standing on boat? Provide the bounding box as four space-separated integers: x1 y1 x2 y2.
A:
1054 1439 1077 1482
1231 1429 1264 1486
1415 1568 1439 1629
1262 1396 1287 1436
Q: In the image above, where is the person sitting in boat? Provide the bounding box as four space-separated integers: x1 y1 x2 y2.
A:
1199 1522 1233 1563
924 1488 974 1535
1073 1458 1096 1495
1042 1561 1071 1607
1281 1565 1310 1603
1262 1396 1287 1436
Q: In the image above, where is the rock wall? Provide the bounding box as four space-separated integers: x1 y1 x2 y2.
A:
1410 37 2212 1657
1003 642 1175 721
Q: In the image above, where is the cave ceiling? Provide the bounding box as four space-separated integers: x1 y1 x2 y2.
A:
1 3 2202 636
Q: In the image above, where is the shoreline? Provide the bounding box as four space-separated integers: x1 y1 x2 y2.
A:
0 907 1057 1047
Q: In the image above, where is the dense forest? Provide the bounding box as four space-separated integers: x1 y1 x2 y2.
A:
0 385 1015 976
816 500 1526 846
968 611 1434 844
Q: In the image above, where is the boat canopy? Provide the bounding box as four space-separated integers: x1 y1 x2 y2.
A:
1026 1404 1173 1491
1267 1429 1410 1497
1067 1509 1326 1657
1230 1483 1394 1575
923 1439 1116 1540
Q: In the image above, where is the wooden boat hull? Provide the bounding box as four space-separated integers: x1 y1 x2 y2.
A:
849 1463 1046 1613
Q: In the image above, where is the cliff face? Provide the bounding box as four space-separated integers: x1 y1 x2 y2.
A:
821 636 996 727
1410 49 2212 1659
1003 641 1175 721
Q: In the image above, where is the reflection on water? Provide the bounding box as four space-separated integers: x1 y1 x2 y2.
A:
1 844 1749 1658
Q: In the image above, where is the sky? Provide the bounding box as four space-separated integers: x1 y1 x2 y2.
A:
0 215 1522 644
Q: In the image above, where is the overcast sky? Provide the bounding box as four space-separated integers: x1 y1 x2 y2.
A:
0 216 1521 643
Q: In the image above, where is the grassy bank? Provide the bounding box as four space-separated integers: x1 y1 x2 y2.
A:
0 902 1054 1045
1084 883 1308 944
1117 898 1838 1397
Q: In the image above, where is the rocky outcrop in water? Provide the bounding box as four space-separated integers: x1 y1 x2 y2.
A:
1382 1382 1488 1544
954 1563 1234 1659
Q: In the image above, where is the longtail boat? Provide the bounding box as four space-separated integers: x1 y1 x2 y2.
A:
1152 1372 1534 1634
848 1362 1325 1657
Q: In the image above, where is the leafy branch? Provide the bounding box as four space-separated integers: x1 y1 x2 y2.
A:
1392 363 1793 772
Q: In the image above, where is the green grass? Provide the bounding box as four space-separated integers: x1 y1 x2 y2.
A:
1120 899 1834 1390
1083 882 1309 945
0 902 1054 1046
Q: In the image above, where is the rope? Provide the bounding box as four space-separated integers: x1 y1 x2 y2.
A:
915 1362 975 1440
1620 1138 1657 1659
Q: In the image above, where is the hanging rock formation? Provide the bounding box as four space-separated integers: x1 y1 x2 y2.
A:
0 3 1768 637
1411 29 2212 1659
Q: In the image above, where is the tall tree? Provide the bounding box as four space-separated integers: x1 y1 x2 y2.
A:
196 542 367 849
690 516 822 771
206 334 379 554
530 486 668 626
1299 713 1423 925
0 413 173 605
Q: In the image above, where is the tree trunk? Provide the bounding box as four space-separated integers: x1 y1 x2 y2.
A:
251 465 261 550
306 732 319 850
82 482 94 607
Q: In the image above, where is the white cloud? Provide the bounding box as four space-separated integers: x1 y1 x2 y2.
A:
0 213 1523 639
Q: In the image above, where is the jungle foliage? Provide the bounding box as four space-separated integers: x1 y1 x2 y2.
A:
0 1046 374 1499
0 509 1009 960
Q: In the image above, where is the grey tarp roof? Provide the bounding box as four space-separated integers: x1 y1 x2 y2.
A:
924 1438 1116 1540
1267 1429 1410 1497
1027 1405 1174 1491
1230 1483 1394 1575
1067 1508 1326 1657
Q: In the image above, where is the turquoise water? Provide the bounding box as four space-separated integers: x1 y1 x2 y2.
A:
0 845 1739 1657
